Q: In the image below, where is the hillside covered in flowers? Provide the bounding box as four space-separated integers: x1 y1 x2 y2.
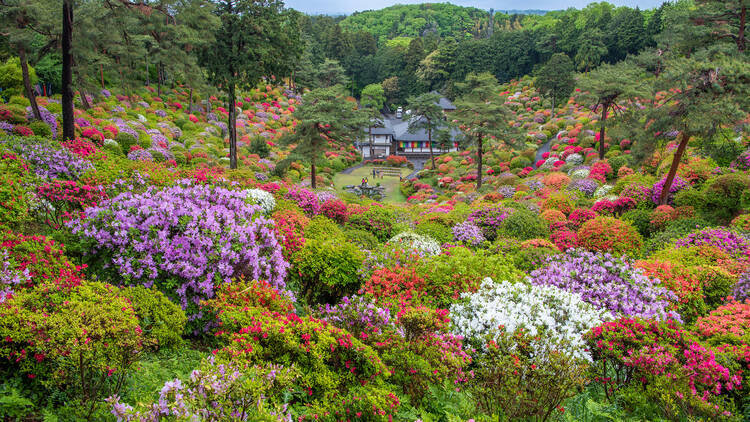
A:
1 0 749 421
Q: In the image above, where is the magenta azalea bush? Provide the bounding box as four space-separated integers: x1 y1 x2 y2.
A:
68 180 289 329
675 228 750 259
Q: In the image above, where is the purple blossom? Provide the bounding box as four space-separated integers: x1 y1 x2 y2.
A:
497 185 516 199
155 109 167 118
285 187 320 215
674 228 750 259
0 250 31 303
26 106 58 139
651 175 688 205
127 149 154 162
317 296 395 337
101 89 112 98
67 180 290 329
567 178 598 197
0 122 13 134
75 117 91 127
529 249 681 322
1 137 93 179
452 222 486 246
733 271 750 301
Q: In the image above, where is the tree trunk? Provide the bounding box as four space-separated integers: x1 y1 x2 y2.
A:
551 93 556 117
100 63 105 89
598 105 608 160
157 62 163 98
311 159 317 189
188 86 193 113
80 89 91 110
659 132 690 205
739 5 746 52
19 47 41 121
145 54 150 86
228 84 237 169
369 125 374 159
476 133 483 190
427 119 435 169
62 0 75 141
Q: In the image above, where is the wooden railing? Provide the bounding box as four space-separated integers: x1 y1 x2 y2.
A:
371 167 402 177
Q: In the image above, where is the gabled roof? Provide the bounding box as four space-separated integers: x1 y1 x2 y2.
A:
430 91 456 111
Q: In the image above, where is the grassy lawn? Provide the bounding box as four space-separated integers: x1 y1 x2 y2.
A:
333 165 411 203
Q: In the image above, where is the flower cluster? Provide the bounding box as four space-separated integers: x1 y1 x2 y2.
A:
244 188 276 214
285 186 320 215
67 180 289 326
529 249 680 321
651 175 688 205
1 138 93 180
450 278 612 361
316 295 395 340
675 228 750 259
452 222 486 246
567 178 598 197
26 106 58 139
387 232 441 257
0 249 31 303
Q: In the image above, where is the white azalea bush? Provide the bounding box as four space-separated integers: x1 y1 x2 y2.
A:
593 184 615 198
450 278 612 362
244 188 276 214
387 231 441 257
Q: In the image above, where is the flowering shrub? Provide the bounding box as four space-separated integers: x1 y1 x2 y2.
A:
542 172 570 189
591 197 636 216
316 295 394 340
452 221 486 246
68 180 289 329
577 216 643 256
108 359 298 421
272 208 309 260
652 175 689 205
213 307 399 420
730 214 750 232
118 285 187 351
568 207 597 229
651 205 676 229
285 186 320 216
733 271 750 301
540 209 567 226
675 228 750 259
586 318 742 419
451 278 611 361
362 265 427 308
472 327 588 419
541 193 574 215
388 232 441 257
0 150 33 227
1 136 94 180
694 300 750 343
635 259 706 323
528 249 680 321
320 198 349 224
0 281 143 417
244 187 276 214
550 229 578 251
60 138 99 158
1 230 84 293
466 206 510 241
567 178 598 197
347 205 395 242
35 180 108 229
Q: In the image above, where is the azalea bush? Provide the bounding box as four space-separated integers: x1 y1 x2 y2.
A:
528 249 680 321
586 318 742 419
577 216 643 257
450 278 612 362
1 136 93 180
68 180 289 331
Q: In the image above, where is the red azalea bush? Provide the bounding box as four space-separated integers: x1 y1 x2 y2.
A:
362 265 426 308
694 300 750 342
81 127 104 143
568 208 597 229
320 199 349 224
577 216 642 257
586 318 742 419
550 229 578 251
591 197 636 217
272 209 309 259
36 180 108 228
651 205 676 229
541 193 574 215
12 125 34 137
60 138 100 158
542 172 571 189
589 160 612 180
635 260 705 323
1 230 85 292
540 209 567 226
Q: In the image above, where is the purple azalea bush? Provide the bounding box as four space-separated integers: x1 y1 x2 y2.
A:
567 178 598 197
26 106 59 139
127 149 154 162
67 180 289 328
452 221 486 246
528 248 681 321
0 250 31 304
674 228 750 259
733 271 750 301
317 296 395 337
651 175 688 205
1 137 93 179
497 185 516 199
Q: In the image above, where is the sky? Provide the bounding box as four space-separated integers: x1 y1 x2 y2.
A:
284 0 663 14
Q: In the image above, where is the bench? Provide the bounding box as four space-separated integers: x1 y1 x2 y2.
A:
371 167 402 178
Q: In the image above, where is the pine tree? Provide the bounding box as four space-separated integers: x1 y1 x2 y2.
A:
578 62 645 159
199 0 301 169
535 53 575 115
452 72 516 189
575 28 608 73
280 86 369 188
406 92 444 170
